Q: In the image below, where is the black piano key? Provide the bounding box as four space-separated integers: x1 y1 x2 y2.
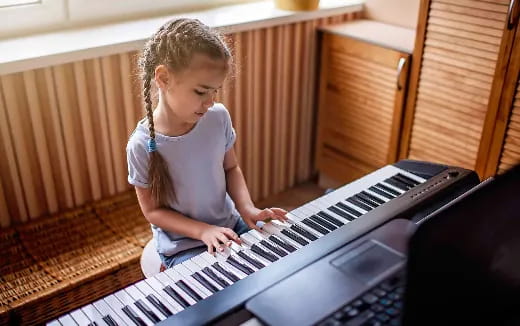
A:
260 240 288 257
335 202 363 217
301 218 330 234
290 224 318 241
202 267 231 288
392 174 416 188
102 315 119 326
212 263 240 282
135 299 161 323
122 305 147 326
175 280 203 302
329 205 356 221
227 256 255 275
164 285 191 308
310 215 337 231
237 251 266 269
281 229 309 246
269 235 297 253
354 194 379 208
375 183 401 196
192 272 219 293
385 177 410 191
346 197 373 212
360 190 385 205
87 322 98 326
146 294 173 317
251 244 279 262
316 211 344 227
369 185 395 200
396 173 421 186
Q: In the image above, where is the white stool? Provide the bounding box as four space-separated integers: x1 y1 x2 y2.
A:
140 239 163 278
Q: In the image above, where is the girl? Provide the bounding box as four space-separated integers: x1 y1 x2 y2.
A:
127 18 288 269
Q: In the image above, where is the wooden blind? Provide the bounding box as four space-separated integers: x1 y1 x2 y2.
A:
406 0 509 169
498 80 520 173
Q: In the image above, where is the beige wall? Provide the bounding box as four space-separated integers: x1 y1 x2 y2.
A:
364 0 420 30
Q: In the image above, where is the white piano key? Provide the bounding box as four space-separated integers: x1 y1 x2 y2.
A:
47 320 62 326
261 223 305 249
365 188 392 202
270 219 323 240
58 315 78 326
229 241 272 267
125 285 166 322
139 278 183 313
380 180 406 194
102 295 136 326
199 252 248 280
173 264 213 297
70 308 91 325
155 272 197 305
183 259 224 291
81 305 109 326
168 265 211 298
93 298 130 326
114 289 155 326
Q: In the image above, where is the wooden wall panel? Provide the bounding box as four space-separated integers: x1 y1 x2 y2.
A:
0 12 361 228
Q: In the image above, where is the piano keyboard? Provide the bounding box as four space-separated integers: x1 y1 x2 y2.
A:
48 165 426 326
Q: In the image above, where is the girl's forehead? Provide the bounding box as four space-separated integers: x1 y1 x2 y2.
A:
176 55 229 85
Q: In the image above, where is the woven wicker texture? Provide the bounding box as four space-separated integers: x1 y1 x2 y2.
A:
94 191 152 247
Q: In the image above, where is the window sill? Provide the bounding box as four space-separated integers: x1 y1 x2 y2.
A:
0 0 363 75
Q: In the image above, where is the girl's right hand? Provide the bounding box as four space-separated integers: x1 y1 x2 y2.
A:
200 225 241 255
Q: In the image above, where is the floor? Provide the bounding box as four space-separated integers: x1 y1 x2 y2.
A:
255 181 327 212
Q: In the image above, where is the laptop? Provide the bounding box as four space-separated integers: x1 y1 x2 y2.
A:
245 164 520 326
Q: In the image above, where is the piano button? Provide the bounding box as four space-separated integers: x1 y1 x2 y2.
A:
396 173 421 186
103 295 140 326
236 251 266 269
369 186 395 200
250 244 279 262
259 240 288 257
354 194 379 208
329 205 356 221
212 262 241 282
301 218 329 235
70 309 91 325
335 202 363 217
316 212 344 227
393 174 417 188
227 256 255 275
142 278 184 313
268 235 297 252
155 273 196 306
192 272 219 293
202 267 231 288
360 191 385 205
59 314 79 326
114 291 154 326
280 228 309 246
125 286 165 322
82 305 109 326
169 266 211 298
375 183 401 196
346 197 373 212
93 298 131 326
309 215 337 231
385 177 410 191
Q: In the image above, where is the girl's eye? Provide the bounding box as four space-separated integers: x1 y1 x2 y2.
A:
194 90 206 96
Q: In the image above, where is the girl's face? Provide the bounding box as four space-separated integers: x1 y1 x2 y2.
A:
156 53 229 125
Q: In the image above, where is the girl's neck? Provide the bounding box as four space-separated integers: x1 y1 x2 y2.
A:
153 101 196 137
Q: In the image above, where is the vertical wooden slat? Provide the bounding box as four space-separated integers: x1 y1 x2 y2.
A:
262 27 274 199
120 53 139 136
0 177 9 228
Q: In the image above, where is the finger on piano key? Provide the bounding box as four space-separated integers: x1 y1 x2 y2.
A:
102 295 140 326
182 260 223 292
114 290 156 326
81 304 109 326
140 278 184 313
125 285 166 322
134 280 178 316
59 314 79 326
70 308 92 325
93 298 130 326
199 252 247 281
168 265 211 299
154 273 196 306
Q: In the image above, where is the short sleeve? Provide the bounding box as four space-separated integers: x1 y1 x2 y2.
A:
222 105 236 152
126 138 150 188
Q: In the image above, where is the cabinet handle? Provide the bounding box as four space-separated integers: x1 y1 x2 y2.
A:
396 57 407 91
508 0 518 30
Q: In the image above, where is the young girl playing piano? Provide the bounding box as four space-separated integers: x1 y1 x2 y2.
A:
126 18 288 269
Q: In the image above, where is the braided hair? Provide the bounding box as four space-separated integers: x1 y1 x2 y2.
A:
137 18 231 207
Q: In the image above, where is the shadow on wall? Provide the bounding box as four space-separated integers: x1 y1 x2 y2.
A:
363 0 420 29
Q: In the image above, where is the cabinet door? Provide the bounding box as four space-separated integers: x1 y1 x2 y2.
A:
316 33 410 183
399 0 514 174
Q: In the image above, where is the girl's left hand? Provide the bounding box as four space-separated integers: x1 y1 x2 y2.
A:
242 206 288 231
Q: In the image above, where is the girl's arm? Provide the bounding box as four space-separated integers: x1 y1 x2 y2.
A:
135 186 240 254
224 147 288 230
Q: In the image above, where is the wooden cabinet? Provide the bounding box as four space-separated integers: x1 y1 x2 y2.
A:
399 0 520 178
315 20 414 184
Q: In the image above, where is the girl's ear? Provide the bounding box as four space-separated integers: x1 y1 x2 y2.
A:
154 65 170 90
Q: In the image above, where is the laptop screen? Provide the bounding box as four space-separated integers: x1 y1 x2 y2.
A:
402 164 520 326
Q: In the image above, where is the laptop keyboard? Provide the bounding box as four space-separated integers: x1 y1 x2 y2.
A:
316 272 405 326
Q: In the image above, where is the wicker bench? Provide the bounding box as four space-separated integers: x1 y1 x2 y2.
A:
0 191 152 326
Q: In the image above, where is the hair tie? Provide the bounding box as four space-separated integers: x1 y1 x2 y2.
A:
148 138 157 152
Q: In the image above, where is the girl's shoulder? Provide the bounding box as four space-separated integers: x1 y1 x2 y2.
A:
208 102 232 122
126 119 148 151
